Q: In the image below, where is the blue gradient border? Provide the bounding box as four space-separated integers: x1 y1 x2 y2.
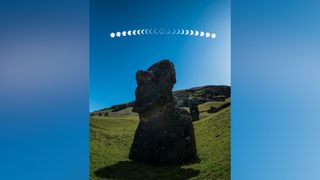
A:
232 0 320 179
0 0 89 179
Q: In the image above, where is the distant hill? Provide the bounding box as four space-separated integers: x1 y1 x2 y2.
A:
91 85 230 116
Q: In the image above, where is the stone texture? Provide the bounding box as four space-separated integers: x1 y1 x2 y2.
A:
207 102 231 113
189 100 200 121
129 60 198 164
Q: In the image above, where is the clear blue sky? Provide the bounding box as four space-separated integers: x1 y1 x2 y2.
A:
90 0 230 111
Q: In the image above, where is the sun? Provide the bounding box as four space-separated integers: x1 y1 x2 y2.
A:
109 28 216 40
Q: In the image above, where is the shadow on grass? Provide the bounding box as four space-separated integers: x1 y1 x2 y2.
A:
95 161 200 180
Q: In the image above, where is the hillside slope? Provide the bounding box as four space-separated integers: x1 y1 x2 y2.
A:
90 96 230 180
91 85 230 116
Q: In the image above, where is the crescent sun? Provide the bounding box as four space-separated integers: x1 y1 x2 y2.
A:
149 29 153 34
190 30 194 35
137 30 141 35
165 29 170 34
144 29 148 35
176 29 180 34
132 30 136 35
185 30 189 35
141 29 145 35
172 29 176 34
154 29 158 34
181 29 184 35
159 28 164 34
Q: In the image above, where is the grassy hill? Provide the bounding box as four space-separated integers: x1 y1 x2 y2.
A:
90 85 230 117
90 97 230 180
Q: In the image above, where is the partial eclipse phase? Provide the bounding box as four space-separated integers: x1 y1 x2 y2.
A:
109 28 216 40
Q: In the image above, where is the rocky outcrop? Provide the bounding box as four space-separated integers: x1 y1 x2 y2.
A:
129 60 198 164
207 102 231 113
174 85 230 107
92 85 230 115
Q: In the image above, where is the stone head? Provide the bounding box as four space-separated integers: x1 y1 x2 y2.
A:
133 60 176 113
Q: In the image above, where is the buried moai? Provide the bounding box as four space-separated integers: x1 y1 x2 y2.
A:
189 100 200 121
129 60 198 164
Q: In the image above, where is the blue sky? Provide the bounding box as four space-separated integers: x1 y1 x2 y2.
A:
90 0 230 111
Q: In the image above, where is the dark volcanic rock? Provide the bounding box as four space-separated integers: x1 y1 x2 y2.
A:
132 60 176 113
129 60 198 164
207 102 231 113
207 106 217 113
189 100 200 121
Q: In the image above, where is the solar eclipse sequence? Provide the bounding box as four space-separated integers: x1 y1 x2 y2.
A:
109 28 216 39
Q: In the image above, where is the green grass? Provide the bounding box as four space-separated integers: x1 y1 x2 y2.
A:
90 100 230 180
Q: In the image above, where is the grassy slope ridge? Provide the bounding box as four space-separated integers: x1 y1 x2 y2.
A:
90 98 230 180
